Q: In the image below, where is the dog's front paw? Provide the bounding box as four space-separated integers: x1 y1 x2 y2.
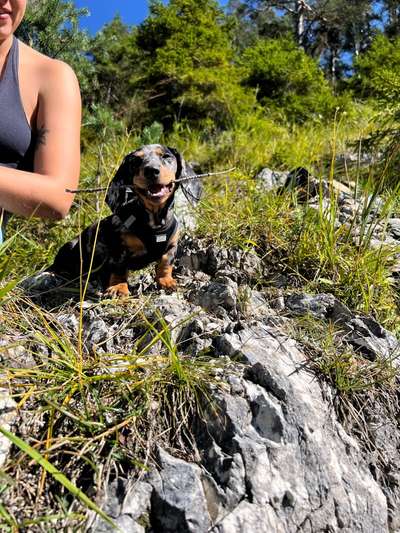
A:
104 283 130 298
156 276 177 291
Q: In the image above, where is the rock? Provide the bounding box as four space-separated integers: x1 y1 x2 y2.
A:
120 480 153 520
344 316 399 362
285 292 337 319
177 236 264 282
150 448 212 533
242 289 274 320
284 292 399 362
0 390 17 467
284 292 352 322
212 500 284 533
210 322 388 532
189 277 239 319
19 270 64 293
84 318 110 348
8 234 400 532
89 477 149 532
0 338 36 369
174 188 198 230
388 218 400 240
254 168 289 191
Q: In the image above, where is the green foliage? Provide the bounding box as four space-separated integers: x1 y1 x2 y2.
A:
292 317 397 395
16 0 93 93
196 168 399 327
352 34 400 187
354 34 400 100
87 16 149 126
135 0 257 129
241 37 337 121
0 298 223 528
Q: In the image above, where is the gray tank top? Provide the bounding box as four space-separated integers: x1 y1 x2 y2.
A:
0 37 35 241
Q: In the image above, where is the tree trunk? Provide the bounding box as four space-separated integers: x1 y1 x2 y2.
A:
296 0 306 48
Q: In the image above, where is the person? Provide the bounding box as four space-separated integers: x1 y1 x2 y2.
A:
0 0 81 242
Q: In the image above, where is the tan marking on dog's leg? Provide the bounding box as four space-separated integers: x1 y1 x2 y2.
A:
156 256 176 290
104 272 130 298
155 231 179 291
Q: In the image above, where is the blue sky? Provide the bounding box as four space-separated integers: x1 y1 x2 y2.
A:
74 0 227 34
74 1 150 33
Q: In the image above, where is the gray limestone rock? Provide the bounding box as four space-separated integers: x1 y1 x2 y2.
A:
10 230 400 533
189 277 239 318
284 292 399 362
177 236 264 282
254 167 289 191
285 292 337 319
344 316 400 362
388 218 400 240
0 390 17 467
150 448 212 533
210 322 388 532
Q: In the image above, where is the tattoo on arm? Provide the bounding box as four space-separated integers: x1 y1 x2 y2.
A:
35 127 49 150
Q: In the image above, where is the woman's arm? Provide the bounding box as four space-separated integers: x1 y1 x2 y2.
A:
0 59 81 220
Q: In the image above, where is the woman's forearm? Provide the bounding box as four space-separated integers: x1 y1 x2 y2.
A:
0 166 76 219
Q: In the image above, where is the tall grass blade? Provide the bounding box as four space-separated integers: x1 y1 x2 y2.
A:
0 427 120 531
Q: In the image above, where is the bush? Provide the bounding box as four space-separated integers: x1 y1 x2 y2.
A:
353 34 400 101
241 37 337 122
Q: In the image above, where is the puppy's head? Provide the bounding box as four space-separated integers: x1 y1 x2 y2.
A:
131 145 179 208
106 144 185 213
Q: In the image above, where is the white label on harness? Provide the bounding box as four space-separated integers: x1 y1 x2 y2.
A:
156 234 167 243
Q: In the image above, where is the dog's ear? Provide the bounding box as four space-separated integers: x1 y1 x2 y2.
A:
106 152 143 213
167 146 203 205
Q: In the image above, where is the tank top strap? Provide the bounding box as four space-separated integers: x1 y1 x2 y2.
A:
0 37 18 86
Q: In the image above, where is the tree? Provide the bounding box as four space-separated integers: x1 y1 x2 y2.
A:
353 33 400 100
241 36 336 121
230 0 377 82
15 0 93 94
379 0 400 38
88 16 146 121
134 0 257 130
229 1 317 48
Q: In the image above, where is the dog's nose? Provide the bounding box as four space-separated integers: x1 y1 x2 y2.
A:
144 166 160 181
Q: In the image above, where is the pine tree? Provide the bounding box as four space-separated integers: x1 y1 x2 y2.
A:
16 0 93 94
230 0 377 82
135 0 257 129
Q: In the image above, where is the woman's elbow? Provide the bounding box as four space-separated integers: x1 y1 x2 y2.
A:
44 195 74 220
52 207 69 220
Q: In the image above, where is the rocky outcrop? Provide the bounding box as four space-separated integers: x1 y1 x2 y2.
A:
3 168 400 532
86 299 393 532
68 238 398 532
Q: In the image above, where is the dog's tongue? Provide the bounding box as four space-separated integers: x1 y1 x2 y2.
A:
148 184 170 197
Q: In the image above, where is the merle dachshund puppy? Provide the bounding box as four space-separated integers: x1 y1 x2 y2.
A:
50 144 200 297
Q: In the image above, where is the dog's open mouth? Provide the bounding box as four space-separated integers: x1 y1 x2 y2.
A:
138 182 175 199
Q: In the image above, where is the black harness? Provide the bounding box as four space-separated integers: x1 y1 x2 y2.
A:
113 197 179 265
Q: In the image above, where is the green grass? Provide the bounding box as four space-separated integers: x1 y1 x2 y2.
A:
196 168 400 328
0 296 223 529
291 316 398 395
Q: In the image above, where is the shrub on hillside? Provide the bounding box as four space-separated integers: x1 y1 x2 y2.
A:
240 37 337 122
353 34 400 102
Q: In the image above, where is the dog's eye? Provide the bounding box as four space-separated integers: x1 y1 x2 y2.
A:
129 155 143 170
162 153 172 160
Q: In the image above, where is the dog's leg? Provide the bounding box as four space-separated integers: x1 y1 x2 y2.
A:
104 272 130 298
155 232 179 290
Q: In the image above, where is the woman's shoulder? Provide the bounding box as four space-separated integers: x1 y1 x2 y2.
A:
18 40 79 92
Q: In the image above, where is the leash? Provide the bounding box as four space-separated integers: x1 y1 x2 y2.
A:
65 167 236 194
